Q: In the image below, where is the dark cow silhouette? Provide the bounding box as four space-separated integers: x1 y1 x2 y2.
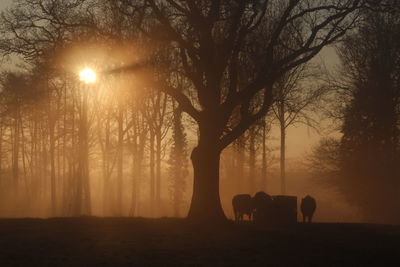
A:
252 191 274 224
300 195 317 223
232 194 253 222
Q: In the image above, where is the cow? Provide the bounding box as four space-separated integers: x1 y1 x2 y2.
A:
232 194 253 223
300 195 317 223
252 191 274 224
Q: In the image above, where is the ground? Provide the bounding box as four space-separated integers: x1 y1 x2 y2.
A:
0 218 398 266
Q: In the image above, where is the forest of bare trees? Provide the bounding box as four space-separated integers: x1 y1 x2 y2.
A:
0 0 398 224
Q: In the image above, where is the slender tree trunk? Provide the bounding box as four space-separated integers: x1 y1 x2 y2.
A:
280 115 286 195
149 130 155 216
56 117 61 214
12 109 20 197
278 96 286 195
155 131 161 215
248 127 256 194
130 155 137 217
117 108 124 215
42 131 48 207
20 119 29 200
70 91 77 216
62 85 68 215
77 88 91 215
82 91 91 215
261 120 267 191
102 117 111 215
49 123 57 216
235 141 245 194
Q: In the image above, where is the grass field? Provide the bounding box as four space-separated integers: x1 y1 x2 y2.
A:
0 217 398 266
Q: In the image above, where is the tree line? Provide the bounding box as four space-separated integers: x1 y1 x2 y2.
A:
309 6 400 224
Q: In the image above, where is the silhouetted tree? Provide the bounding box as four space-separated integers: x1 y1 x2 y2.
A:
309 8 400 223
168 102 188 217
119 0 366 223
337 9 400 223
272 64 325 194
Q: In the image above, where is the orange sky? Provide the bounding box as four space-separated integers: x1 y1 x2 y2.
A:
0 1 341 160
269 46 341 160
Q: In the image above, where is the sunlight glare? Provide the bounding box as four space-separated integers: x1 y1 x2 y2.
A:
79 68 97 84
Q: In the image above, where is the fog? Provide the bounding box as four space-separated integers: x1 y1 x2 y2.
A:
0 0 398 226
0 123 362 223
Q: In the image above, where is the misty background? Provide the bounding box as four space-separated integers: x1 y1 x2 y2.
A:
0 1 397 224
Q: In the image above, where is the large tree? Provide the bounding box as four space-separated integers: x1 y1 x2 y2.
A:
116 0 367 223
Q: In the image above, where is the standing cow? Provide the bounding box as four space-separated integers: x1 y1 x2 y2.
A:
252 191 274 224
232 194 253 223
300 195 317 223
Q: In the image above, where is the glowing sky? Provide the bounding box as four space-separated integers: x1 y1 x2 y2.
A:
0 1 341 160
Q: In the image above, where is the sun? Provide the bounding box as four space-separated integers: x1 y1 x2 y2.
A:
79 68 97 84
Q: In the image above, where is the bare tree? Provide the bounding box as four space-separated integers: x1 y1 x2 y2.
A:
272 64 325 194
117 0 365 223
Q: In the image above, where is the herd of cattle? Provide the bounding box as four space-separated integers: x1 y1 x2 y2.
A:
232 192 316 225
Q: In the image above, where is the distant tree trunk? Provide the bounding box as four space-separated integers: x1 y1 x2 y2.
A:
82 92 91 215
149 129 155 216
12 108 20 197
261 120 267 192
19 119 29 199
130 121 146 217
169 103 187 218
130 150 138 216
77 88 91 215
49 120 57 216
279 98 286 195
116 108 124 215
155 130 161 214
101 116 112 215
248 127 256 194
70 91 77 216
56 111 61 214
280 121 286 195
41 127 48 203
235 140 245 194
62 86 67 215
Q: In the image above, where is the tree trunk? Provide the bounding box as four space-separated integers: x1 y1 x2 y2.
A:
261 120 267 191
77 89 91 215
280 117 286 195
236 141 245 194
130 155 138 217
12 110 20 197
116 108 124 215
248 127 256 194
149 130 155 216
49 123 57 216
82 93 91 215
278 95 286 195
155 132 161 215
187 130 227 224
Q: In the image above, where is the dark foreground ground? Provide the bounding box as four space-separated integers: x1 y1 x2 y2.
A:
0 217 399 266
